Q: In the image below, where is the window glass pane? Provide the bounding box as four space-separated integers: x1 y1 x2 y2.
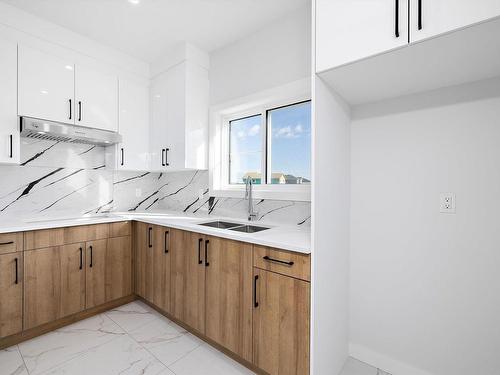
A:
268 101 311 185
229 114 262 184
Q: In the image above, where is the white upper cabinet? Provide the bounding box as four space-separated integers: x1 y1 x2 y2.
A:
316 0 500 72
0 38 19 164
18 45 75 124
75 65 118 132
150 61 208 171
316 0 409 72
410 0 500 42
116 78 150 171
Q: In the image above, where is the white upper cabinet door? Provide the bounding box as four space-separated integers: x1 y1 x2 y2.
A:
316 0 409 72
18 45 75 124
75 65 118 132
0 39 19 164
410 0 500 42
117 79 150 171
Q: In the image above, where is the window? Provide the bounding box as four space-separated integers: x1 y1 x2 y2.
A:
227 100 311 186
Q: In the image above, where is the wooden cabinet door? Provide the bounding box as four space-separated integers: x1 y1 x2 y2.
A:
171 229 206 333
135 222 153 301
152 226 171 313
205 237 253 362
316 0 409 72
253 269 310 375
85 239 107 309
105 236 132 302
0 252 22 338
25 244 86 329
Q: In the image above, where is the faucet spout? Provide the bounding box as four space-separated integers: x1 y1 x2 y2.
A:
245 177 257 221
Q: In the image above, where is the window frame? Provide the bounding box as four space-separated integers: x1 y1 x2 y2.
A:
210 80 311 202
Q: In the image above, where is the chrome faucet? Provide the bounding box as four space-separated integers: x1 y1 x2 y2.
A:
245 178 258 221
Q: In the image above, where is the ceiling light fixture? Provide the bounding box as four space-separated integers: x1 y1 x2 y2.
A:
128 0 140 4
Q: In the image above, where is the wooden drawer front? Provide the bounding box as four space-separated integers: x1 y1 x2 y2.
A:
254 245 310 282
110 221 131 238
0 233 23 254
25 224 110 249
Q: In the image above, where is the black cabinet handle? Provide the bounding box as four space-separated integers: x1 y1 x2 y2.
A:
164 230 169 254
14 257 18 284
263 255 294 266
120 148 124 166
165 148 170 166
78 101 82 121
148 227 153 248
395 0 399 37
89 245 93 268
253 275 259 308
9 134 13 158
161 149 166 167
0 241 14 246
79 247 83 270
198 238 203 264
204 239 210 267
418 0 423 30
69 99 72 120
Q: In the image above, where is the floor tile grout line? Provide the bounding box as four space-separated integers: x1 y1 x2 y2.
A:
16 344 31 375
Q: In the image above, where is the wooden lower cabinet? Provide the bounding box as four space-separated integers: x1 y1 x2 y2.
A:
105 236 132 302
0 252 23 338
152 225 171 313
135 222 153 301
171 229 206 333
205 236 253 362
86 239 107 309
253 268 310 375
24 243 86 330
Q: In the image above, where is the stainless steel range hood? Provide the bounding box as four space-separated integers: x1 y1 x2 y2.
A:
20 117 122 146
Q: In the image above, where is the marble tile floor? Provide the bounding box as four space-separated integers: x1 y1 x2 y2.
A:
0 300 389 375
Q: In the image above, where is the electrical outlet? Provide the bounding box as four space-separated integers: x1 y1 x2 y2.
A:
135 188 142 198
440 193 455 213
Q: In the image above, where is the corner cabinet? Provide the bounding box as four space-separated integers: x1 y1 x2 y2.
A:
316 0 500 72
149 61 209 171
0 38 19 165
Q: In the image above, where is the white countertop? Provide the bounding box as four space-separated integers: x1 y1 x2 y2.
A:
0 212 311 254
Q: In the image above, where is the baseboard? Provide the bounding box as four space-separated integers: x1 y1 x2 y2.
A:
138 296 269 375
349 343 434 375
0 295 136 350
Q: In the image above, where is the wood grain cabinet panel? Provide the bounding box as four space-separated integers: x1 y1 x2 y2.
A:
134 222 153 301
110 221 131 238
0 233 23 255
85 239 107 309
152 226 171 313
0 252 23 338
254 245 311 282
205 236 253 362
24 228 65 250
105 236 132 302
24 243 86 329
253 268 310 375
171 229 206 333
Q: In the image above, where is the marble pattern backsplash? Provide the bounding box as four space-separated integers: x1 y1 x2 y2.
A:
0 140 310 226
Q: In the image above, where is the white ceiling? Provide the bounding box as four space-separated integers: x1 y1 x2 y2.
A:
1 0 308 62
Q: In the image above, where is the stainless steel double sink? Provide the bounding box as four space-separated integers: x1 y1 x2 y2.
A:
198 220 270 233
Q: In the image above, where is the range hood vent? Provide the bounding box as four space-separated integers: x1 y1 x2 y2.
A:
20 117 122 146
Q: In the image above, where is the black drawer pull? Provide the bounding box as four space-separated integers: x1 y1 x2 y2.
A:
0 241 14 246
165 148 170 166
198 238 203 264
164 230 169 254
161 149 166 166
395 0 400 38
148 227 153 248
204 239 210 267
253 275 259 308
78 101 82 121
263 256 294 266
418 0 423 30
79 247 83 270
89 245 93 268
69 99 72 120
9 134 13 158
14 257 19 284
120 148 124 166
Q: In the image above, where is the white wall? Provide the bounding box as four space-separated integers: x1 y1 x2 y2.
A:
311 76 350 375
209 5 311 105
349 78 500 375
